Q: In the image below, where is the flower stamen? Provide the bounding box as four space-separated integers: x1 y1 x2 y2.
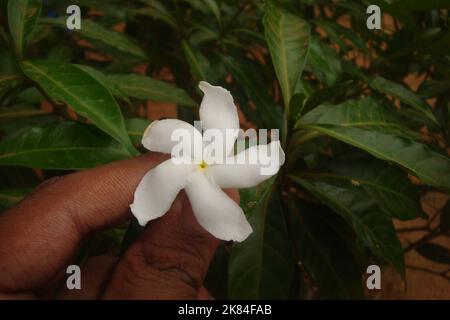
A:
198 161 208 171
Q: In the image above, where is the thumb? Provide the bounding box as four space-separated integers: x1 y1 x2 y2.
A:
102 189 239 299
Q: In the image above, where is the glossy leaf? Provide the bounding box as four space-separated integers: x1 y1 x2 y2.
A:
301 158 424 220
7 0 42 58
0 115 59 134
76 65 131 103
228 185 295 299
39 17 146 59
298 99 450 190
305 37 342 86
181 40 210 82
263 0 310 108
291 176 405 274
107 74 197 107
125 118 151 145
136 0 177 27
287 195 364 299
202 0 221 24
220 55 282 129
298 98 419 139
301 125 450 191
0 122 130 170
302 81 354 115
20 60 136 155
367 76 439 126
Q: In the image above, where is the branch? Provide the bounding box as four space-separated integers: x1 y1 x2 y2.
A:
403 228 441 253
406 265 450 282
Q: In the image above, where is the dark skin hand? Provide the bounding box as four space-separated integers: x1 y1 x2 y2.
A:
0 152 239 299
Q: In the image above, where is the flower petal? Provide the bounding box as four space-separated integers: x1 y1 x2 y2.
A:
206 141 285 188
142 119 203 161
185 171 252 242
199 81 239 158
130 159 197 226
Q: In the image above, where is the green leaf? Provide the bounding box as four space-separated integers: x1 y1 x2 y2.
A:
202 0 221 25
125 118 151 145
300 125 450 191
39 17 146 59
298 98 419 140
418 80 450 99
314 20 367 52
107 74 196 107
47 45 72 63
0 188 32 208
302 81 354 116
0 115 59 134
367 76 439 126
76 65 131 103
263 0 310 109
7 0 42 58
415 242 450 265
14 87 44 104
181 40 210 82
301 157 424 220
291 176 405 275
136 0 177 28
0 122 130 170
228 185 295 299
220 55 282 129
20 60 136 155
305 37 342 86
297 98 450 190
287 195 364 299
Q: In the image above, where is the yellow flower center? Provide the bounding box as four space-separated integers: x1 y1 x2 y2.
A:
198 161 208 170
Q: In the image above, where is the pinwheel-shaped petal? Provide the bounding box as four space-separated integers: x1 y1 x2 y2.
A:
131 81 284 242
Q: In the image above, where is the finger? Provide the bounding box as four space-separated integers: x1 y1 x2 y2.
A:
102 189 240 300
0 152 167 294
197 286 213 300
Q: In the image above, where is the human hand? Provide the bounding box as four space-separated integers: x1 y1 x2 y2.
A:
0 153 239 299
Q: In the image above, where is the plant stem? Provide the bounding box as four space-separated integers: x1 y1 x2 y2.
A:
403 227 442 253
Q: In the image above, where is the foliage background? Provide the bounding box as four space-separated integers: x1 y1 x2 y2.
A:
0 0 449 299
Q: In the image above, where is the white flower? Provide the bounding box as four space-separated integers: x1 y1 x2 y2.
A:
130 81 285 242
